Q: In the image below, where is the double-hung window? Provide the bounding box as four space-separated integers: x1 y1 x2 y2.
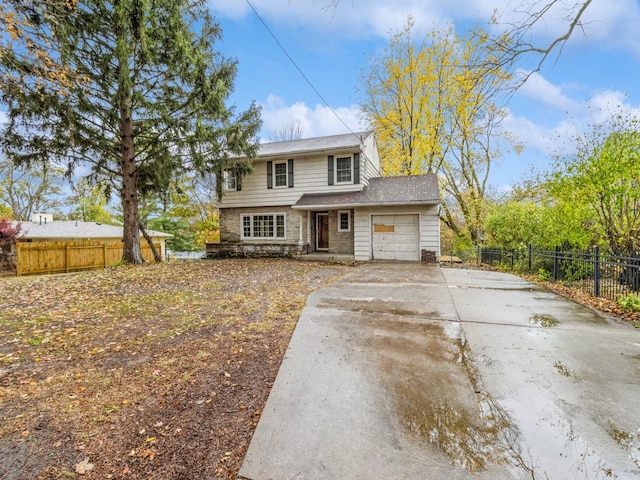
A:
223 168 236 190
267 159 294 188
328 153 360 186
335 156 352 183
241 214 286 239
274 162 288 187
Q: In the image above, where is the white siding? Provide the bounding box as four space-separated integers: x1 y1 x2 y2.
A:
371 214 420 261
220 153 365 209
359 134 381 185
353 205 440 262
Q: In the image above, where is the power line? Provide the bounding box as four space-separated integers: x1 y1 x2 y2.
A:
244 0 358 138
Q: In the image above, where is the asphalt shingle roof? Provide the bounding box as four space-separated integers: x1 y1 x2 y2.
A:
257 131 373 158
17 221 172 240
293 174 440 209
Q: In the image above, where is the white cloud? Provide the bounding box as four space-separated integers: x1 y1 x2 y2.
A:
209 0 444 38
259 94 366 140
516 70 582 114
209 0 640 55
576 0 640 57
587 90 640 123
507 79 640 161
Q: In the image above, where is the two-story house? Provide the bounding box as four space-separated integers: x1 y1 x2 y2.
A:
210 131 440 262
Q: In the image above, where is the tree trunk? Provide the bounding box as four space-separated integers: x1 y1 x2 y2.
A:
120 95 144 265
139 222 162 263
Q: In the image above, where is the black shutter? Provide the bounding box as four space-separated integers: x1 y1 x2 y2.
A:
353 153 360 184
235 169 242 191
267 161 273 189
328 155 334 186
288 159 294 188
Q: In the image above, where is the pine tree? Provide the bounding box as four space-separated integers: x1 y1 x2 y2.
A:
0 0 261 263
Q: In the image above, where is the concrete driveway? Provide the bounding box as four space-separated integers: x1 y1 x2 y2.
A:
239 263 640 480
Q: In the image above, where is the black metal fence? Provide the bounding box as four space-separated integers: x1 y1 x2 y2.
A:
478 246 640 302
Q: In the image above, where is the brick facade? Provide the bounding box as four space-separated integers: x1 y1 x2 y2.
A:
218 207 355 256
327 210 354 255
219 206 308 246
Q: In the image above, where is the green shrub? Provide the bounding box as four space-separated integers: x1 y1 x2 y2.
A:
536 269 550 282
617 294 640 312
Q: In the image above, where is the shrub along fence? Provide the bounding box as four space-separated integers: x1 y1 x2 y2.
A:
478 246 640 303
15 241 159 276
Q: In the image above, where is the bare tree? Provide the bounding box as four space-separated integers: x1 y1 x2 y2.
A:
324 1 593 80
492 0 593 80
268 119 305 142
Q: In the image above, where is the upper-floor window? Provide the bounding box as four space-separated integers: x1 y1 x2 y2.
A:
335 157 352 183
328 153 359 186
267 159 294 189
274 162 288 187
223 168 236 190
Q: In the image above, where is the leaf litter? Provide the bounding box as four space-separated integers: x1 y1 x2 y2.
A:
0 258 350 479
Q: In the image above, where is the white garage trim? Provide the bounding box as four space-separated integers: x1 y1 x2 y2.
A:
371 214 420 261
353 205 440 262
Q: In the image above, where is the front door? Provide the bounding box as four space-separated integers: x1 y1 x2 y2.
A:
316 213 329 250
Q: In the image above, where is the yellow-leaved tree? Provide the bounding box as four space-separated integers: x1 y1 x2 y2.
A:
360 18 520 245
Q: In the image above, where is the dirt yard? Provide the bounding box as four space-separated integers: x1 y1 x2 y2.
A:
0 258 351 479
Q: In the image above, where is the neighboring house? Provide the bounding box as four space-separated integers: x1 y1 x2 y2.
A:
17 213 172 260
213 131 441 262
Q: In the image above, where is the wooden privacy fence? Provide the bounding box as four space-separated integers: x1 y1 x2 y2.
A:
16 241 159 276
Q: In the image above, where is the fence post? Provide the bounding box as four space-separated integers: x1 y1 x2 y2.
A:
103 243 107 268
16 243 22 276
553 246 559 281
594 246 600 297
65 244 70 273
477 245 480 266
528 244 532 274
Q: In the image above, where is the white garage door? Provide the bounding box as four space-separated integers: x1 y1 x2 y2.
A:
371 214 420 261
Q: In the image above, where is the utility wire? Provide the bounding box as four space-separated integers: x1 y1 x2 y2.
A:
244 0 359 138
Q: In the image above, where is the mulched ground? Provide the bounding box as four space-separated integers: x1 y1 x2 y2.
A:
0 258 352 480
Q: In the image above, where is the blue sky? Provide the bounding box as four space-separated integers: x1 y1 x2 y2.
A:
208 0 640 192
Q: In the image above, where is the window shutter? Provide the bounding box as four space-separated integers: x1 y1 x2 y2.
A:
353 153 360 184
235 169 242 191
328 155 334 186
267 161 273 189
288 159 294 188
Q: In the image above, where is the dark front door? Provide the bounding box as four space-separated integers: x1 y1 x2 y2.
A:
316 213 329 250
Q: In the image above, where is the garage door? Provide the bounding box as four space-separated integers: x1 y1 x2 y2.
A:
371 214 419 261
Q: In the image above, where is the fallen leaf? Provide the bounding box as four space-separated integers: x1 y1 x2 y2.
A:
75 458 94 475
21 430 29 437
